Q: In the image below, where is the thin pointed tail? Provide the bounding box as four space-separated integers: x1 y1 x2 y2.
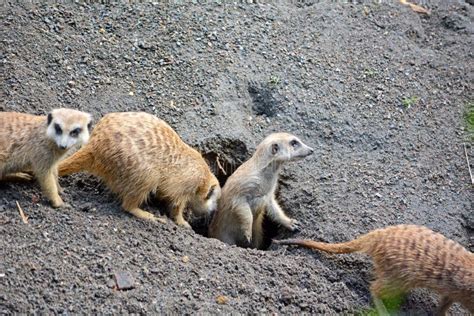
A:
274 237 366 254
58 149 91 176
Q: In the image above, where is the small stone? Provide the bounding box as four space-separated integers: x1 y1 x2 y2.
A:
114 271 135 290
128 91 134 96
31 195 40 203
216 295 228 305
182 256 190 263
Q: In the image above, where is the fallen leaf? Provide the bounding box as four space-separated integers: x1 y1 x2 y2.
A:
216 295 228 305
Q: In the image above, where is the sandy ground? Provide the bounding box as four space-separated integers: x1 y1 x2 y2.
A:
1 1 473 314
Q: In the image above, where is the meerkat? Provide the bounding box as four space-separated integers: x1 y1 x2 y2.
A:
208 133 313 249
58 112 221 227
0 109 92 208
274 225 474 315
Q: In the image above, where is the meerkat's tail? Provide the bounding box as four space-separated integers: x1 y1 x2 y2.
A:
58 149 92 176
274 233 374 254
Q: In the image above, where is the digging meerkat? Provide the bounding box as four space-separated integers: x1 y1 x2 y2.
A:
58 112 221 227
208 133 314 249
0 109 92 208
274 224 474 315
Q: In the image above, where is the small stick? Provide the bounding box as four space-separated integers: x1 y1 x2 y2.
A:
399 0 430 15
216 155 227 176
16 201 28 224
463 143 474 185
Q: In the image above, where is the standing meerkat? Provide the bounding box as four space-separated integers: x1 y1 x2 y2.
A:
58 112 221 227
0 109 92 208
274 225 474 315
208 133 314 249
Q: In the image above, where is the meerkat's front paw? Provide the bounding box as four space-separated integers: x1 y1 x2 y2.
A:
153 216 167 224
244 232 252 246
175 218 192 229
286 219 300 232
57 185 64 194
51 197 65 208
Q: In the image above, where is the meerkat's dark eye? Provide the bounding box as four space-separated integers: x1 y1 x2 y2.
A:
54 124 62 135
272 143 279 154
206 186 215 200
290 139 300 148
70 128 82 138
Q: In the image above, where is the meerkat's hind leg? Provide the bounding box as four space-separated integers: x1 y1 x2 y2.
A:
434 296 453 316
372 296 390 316
1 172 34 182
369 279 405 316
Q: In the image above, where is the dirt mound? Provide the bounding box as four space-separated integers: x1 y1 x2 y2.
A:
1 1 473 314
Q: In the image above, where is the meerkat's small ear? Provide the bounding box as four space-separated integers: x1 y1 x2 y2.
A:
272 143 279 155
47 113 53 125
206 185 216 200
87 116 93 131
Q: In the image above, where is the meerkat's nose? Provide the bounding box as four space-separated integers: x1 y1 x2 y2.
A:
59 145 67 150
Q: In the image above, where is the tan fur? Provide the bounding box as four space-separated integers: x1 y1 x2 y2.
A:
58 112 221 227
275 225 474 315
209 133 313 249
0 109 92 207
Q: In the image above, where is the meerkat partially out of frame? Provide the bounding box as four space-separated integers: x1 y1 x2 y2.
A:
275 225 474 315
208 133 313 249
0 109 92 208
58 112 221 227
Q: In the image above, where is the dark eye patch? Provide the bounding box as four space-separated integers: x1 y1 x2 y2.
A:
70 128 82 138
290 139 299 147
206 186 215 200
272 143 279 154
54 123 62 135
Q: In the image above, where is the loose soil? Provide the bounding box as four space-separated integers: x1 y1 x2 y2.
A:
1 1 473 314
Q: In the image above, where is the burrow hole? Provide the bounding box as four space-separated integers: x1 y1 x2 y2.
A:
186 137 286 250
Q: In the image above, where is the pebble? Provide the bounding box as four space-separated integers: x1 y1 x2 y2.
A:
114 271 135 290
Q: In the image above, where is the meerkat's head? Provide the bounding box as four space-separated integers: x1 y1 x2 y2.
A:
188 173 221 216
46 108 92 150
259 133 314 163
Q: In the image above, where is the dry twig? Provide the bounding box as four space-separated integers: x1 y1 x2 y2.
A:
463 143 473 185
400 0 430 15
16 201 28 224
216 155 227 176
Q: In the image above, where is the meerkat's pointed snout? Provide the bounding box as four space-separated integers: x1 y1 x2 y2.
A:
303 144 314 157
291 138 314 160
